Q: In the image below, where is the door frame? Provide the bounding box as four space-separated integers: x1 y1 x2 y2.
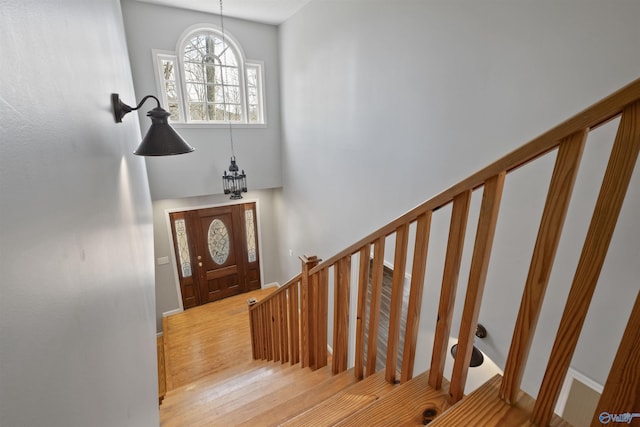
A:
164 198 266 313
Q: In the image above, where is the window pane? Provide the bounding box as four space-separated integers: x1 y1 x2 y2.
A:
168 103 180 121
247 67 257 87
174 219 192 278
249 105 258 123
245 210 257 263
220 48 238 67
227 104 241 121
208 104 225 121
183 61 203 82
185 83 204 102
223 67 240 86
188 102 206 120
206 85 216 103
208 219 230 265
248 88 257 105
205 65 216 84
184 35 206 61
165 82 178 101
162 60 176 81
225 86 240 104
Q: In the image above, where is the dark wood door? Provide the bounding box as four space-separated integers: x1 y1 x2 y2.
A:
194 206 244 303
169 203 261 309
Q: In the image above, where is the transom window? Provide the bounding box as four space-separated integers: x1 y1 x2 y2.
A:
153 26 265 125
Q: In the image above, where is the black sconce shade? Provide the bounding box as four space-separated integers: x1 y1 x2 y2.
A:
112 93 194 156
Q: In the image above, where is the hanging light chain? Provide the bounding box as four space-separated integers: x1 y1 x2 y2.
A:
218 0 235 157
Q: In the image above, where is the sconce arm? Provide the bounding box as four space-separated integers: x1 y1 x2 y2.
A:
112 93 162 123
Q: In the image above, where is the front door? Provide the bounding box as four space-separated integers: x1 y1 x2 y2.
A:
169 203 261 309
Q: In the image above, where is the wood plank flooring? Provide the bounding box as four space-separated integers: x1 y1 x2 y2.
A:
160 287 338 427
163 287 275 390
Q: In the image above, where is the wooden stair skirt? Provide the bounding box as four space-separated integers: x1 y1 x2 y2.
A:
248 77 640 426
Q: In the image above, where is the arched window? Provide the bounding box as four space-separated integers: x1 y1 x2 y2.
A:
153 26 264 124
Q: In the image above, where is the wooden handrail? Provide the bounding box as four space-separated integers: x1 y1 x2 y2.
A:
250 273 301 310
247 77 640 426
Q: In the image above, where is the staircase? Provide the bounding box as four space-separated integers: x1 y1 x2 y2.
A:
161 78 640 426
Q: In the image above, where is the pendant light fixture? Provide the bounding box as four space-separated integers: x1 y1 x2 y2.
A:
218 0 248 199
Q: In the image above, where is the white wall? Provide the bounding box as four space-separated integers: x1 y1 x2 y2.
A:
0 1 159 426
121 0 282 201
279 0 640 397
152 188 283 331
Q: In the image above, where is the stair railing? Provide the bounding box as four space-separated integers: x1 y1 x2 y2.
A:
249 77 640 425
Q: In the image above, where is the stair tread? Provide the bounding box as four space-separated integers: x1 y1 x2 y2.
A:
280 370 396 426
335 370 450 426
215 365 339 426
161 363 332 427
236 368 359 427
428 375 572 427
162 362 305 408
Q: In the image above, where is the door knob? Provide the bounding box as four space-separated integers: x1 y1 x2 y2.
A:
198 262 203 267
197 255 202 260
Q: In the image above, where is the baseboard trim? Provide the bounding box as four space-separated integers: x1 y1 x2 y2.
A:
555 367 603 416
263 282 280 289
163 308 182 318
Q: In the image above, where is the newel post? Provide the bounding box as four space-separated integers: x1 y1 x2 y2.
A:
299 255 320 369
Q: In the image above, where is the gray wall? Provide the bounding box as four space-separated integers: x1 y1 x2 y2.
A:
0 1 158 426
152 188 283 331
279 0 640 397
121 0 282 201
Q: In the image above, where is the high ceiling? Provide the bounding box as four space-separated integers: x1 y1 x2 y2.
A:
135 0 314 25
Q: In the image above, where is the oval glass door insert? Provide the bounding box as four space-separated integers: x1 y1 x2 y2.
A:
208 219 230 265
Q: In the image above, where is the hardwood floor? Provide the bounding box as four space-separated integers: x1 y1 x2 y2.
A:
163 287 276 390
160 287 336 426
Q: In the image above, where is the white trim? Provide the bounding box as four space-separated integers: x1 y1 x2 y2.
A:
171 122 267 129
263 282 280 289
164 198 266 310
162 308 182 318
165 209 185 313
151 49 185 121
245 59 266 125
555 367 603 416
176 23 248 65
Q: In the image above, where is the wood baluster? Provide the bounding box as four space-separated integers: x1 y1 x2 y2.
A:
366 236 386 376
260 305 267 360
500 130 587 403
401 211 432 382
385 224 409 383
268 299 275 361
248 304 257 359
290 280 301 364
429 191 472 390
449 173 506 404
355 244 371 379
333 256 351 374
259 305 266 360
300 255 320 368
273 295 281 362
590 291 640 427
315 267 329 369
533 101 640 426
280 292 289 364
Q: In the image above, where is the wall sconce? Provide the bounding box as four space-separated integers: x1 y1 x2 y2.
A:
112 93 194 156
450 324 487 368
